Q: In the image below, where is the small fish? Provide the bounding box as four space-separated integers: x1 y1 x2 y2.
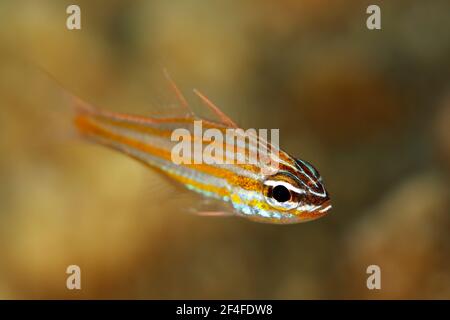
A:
73 75 331 224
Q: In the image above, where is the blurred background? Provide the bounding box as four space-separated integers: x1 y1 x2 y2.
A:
0 0 449 299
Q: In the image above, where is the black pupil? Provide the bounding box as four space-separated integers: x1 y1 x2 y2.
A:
272 185 291 203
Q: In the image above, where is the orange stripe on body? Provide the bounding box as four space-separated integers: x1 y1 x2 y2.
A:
74 115 261 192
86 114 264 175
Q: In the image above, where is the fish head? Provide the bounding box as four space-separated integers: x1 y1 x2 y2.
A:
260 157 331 223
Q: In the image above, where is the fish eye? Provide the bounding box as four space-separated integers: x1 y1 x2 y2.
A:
263 174 303 211
272 185 291 203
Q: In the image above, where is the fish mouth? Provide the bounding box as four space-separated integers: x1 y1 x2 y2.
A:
316 198 332 215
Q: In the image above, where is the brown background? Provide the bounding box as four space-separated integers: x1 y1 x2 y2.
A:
0 0 449 299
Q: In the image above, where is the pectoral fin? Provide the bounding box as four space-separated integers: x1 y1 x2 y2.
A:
195 211 234 217
187 198 235 218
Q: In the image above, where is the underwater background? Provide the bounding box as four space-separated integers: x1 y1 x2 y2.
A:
0 0 449 299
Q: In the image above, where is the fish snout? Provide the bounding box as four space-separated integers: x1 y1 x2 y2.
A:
317 195 332 214
317 198 333 214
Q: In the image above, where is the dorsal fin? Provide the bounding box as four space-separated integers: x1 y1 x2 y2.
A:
193 88 238 128
162 68 193 117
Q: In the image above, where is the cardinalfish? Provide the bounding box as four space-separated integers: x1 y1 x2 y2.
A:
73 73 331 224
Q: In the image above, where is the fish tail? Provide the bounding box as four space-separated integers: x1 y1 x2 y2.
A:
73 111 103 140
71 97 104 138
71 97 180 177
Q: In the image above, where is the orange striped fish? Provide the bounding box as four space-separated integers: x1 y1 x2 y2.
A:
73 76 331 224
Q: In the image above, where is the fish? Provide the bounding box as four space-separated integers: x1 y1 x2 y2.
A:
72 74 331 224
